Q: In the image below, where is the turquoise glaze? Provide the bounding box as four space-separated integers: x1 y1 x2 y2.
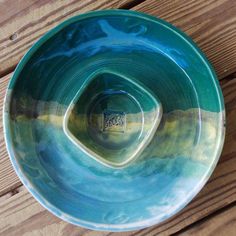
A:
3 10 225 231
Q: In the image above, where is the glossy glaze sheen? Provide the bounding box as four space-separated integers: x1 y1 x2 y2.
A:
3 10 225 231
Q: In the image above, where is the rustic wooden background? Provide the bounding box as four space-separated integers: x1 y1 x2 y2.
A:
0 0 236 235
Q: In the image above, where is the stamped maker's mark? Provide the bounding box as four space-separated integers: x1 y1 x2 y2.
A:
103 110 126 133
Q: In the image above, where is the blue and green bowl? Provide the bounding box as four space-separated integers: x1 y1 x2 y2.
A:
3 10 225 231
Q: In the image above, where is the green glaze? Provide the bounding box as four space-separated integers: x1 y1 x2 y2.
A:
3 10 225 231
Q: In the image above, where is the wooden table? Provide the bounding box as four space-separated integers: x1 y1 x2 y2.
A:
0 1 236 235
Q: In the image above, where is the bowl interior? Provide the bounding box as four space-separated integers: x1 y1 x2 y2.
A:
64 71 162 167
4 11 224 231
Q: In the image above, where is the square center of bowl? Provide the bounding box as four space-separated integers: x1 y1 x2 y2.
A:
63 71 162 168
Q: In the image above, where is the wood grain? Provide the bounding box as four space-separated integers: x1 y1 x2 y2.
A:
0 0 136 76
0 0 236 234
0 77 235 236
178 204 236 236
133 0 236 79
0 73 22 197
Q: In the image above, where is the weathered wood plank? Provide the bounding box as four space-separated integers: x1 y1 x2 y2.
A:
1 1 236 233
0 0 136 76
178 204 236 236
0 73 22 197
133 0 236 79
0 77 235 236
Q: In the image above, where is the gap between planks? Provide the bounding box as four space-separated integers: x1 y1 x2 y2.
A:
174 201 236 236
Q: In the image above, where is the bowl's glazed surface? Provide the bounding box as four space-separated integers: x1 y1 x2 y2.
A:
4 10 225 231
64 71 162 168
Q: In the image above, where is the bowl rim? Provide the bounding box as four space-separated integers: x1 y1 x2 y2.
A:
3 9 225 232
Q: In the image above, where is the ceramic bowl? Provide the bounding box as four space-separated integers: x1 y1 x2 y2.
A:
3 10 225 231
